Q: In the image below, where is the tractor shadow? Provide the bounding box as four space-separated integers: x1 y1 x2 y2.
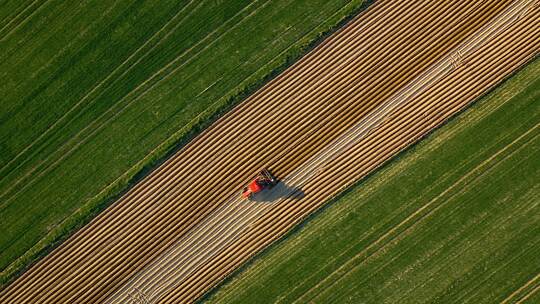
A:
249 182 305 203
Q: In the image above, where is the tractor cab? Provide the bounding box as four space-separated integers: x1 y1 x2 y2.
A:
241 169 277 200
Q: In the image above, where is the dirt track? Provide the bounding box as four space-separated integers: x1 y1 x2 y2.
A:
1 0 538 303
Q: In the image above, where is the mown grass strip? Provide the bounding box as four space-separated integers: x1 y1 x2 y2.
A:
204 59 539 304
0 0 370 289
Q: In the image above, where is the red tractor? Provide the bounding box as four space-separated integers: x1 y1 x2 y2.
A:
241 169 277 200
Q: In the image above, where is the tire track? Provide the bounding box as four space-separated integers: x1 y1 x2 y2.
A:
0 0 200 187
0 0 50 41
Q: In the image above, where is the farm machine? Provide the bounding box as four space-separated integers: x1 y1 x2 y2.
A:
241 169 277 200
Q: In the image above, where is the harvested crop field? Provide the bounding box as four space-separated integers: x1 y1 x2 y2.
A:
206 59 540 304
1 0 538 303
0 0 367 287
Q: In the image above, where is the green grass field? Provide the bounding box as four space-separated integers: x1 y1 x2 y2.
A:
0 0 369 287
205 59 540 304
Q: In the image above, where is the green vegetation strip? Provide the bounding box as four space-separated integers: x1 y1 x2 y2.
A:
0 0 369 288
205 59 540 304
